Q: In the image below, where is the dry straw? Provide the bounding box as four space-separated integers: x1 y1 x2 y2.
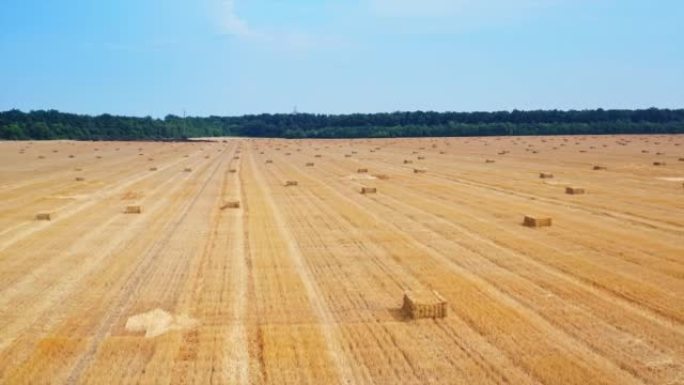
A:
125 206 142 214
220 201 240 209
565 187 585 195
523 215 552 227
402 290 447 319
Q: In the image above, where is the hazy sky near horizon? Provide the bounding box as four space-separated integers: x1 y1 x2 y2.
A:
1 0 682 117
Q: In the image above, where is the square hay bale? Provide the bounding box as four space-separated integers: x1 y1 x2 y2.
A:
593 165 607 170
345 154 352 158
305 162 315 167
315 154 322 158
149 167 158 171
523 215 552 227
285 180 298 187
75 177 85 182
485 159 495 163
413 168 427 174
184 168 192 172
361 187 377 194
653 161 666 166
402 290 447 319
539 172 554 179
234 156 240 160
36 213 52 221
74 168 83 171
221 201 240 210
357 168 368 173
403 160 413 164
565 187 585 195
266 160 273 164
125 205 142 214
229 169 237 173
417 156 425 160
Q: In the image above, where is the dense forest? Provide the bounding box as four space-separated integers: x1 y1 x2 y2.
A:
1 108 683 140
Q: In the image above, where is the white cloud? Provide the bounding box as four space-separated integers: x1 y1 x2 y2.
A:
213 0 252 37
209 0 343 52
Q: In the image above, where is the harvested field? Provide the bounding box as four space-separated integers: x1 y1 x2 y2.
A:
0 135 683 385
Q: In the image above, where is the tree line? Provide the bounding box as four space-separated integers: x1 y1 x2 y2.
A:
1 108 683 140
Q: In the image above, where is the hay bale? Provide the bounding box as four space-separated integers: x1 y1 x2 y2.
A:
315 154 322 158
125 205 142 214
285 180 298 187
266 160 273 164
653 161 666 166
539 172 554 179
593 165 607 170
345 154 352 158
403 160 413 164
220 201 240 209
523 215 552 227
149 167 158 171
229 169 237 173
402 290 447 319
305 162 315 167
184 168 192 172
413 168 427 174
485 159 495 163
357 168 368 173
565 187 585 195
361 187 377 194
36 213 52 221
417 156 425 160
74 168 83 171
75 177 85 182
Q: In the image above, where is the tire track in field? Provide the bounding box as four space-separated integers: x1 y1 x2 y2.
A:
246 149 359 385
63 149 227 385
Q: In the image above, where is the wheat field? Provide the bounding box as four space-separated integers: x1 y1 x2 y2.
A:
0 135 682 385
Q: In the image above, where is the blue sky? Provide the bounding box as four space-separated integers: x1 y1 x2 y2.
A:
1 0 682 117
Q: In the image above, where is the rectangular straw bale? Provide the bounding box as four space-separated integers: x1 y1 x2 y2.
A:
402 290 447 319
220 201 240 209
523 215 552 227
125 206 142 214
565 187 585 195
